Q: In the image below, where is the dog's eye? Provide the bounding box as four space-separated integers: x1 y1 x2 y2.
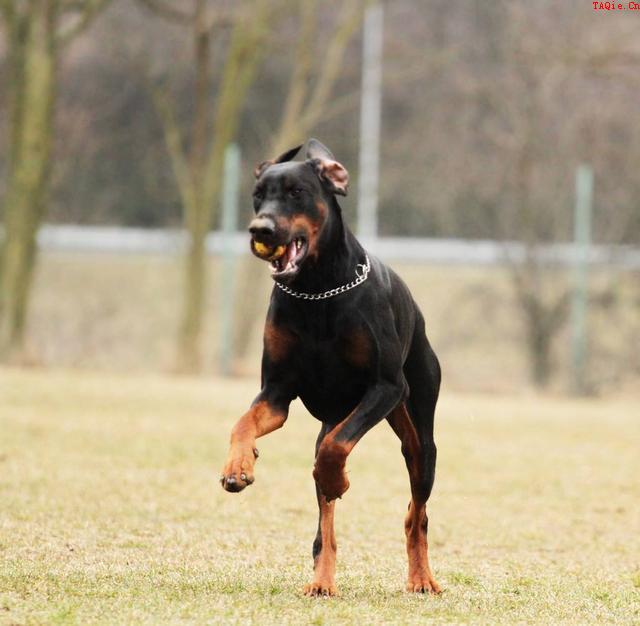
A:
289 187 304 198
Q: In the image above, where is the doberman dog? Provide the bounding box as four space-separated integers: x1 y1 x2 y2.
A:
220 139 441 596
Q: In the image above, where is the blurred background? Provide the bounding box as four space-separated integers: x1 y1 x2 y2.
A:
1 0 639 395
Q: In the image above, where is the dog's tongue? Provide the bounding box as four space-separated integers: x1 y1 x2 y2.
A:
284 240 297 267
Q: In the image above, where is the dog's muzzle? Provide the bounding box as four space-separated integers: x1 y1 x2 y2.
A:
249 215 277 242
249 215 287 261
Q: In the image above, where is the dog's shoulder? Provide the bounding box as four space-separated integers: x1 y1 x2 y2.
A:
368 254 413 302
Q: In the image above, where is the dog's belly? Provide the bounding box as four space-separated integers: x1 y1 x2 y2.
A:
295 346 369 424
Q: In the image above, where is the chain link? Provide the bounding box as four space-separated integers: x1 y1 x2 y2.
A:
275 255 371 300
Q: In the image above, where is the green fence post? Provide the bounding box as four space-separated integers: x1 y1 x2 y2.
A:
571 164 593 395
219 143 241 376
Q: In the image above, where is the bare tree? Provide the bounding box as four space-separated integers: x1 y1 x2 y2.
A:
270 0 364 154
491 4 639 388
142 0 274 373
0 0 110 361
384 1 639 389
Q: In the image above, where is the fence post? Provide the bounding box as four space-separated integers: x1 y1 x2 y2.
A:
571 164 593 395
357 2 383 241
218 143 241 376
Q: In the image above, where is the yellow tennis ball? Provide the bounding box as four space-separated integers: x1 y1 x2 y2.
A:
269 245 286 260
253 241 272 257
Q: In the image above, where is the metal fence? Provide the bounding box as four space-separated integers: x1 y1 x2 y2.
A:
34 224 640 269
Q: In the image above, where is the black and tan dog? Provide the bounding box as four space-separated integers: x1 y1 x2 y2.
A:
220 139 441 596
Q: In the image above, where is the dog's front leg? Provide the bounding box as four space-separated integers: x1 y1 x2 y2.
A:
220 390 290 493
221 317 297 493
314 378 407 501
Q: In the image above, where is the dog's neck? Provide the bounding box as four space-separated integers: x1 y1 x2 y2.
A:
288 196 364 294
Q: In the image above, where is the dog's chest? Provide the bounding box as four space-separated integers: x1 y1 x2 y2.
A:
292 326 373 422
293 317 372 371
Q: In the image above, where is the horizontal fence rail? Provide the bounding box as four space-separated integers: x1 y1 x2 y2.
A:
10 224 639 269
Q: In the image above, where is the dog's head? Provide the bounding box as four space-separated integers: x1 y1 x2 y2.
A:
248 138 349 283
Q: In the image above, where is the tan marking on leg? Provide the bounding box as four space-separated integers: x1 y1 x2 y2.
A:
313 433 352 501
389 403 441 593
405 500 440 593
303 496 338 597
221 401 286 492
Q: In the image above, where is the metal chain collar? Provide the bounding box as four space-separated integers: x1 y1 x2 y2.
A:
275 255 371 300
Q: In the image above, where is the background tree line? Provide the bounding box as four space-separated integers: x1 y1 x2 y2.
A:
0 0 638 388
2 1 637 241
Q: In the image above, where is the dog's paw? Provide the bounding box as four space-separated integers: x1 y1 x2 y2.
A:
303 580 337 597
406 572 441 594
220 446 258 493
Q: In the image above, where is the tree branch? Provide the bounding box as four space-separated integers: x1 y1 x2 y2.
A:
299 0 364 131
189 0 212 189
270 0 364 152
319 89 360 124
58 0 112 47
204 6 236 34
201 0 272 218
137 0 192 25
0 0 14 25
150 84 197 228
270 0 317 154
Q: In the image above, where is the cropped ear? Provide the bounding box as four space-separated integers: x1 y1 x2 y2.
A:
306 138 335 161
306 138 349 196
254 144 303 179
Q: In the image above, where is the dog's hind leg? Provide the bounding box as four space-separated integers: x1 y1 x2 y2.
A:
304 423 338 597
388 401 441 593
387 315 441 593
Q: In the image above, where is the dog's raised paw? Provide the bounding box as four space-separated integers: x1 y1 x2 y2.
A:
220 473 254 492
220 446 258 493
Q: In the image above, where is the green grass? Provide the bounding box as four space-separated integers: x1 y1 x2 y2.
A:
1 367 639 624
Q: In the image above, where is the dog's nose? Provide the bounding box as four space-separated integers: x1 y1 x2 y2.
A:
249 216 276 240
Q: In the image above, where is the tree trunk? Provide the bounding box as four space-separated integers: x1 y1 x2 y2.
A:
172 0 210 373
514 262 569 389
174 0 269 373
0 2 57 360
176 222 207 372
524 305 553 388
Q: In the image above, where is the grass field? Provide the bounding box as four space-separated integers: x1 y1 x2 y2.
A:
1 367 639 625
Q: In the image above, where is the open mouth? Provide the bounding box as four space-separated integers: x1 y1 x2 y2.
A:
269 237 307 279
250 236 307 280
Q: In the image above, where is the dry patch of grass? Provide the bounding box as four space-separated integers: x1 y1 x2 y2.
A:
1 368 639 624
